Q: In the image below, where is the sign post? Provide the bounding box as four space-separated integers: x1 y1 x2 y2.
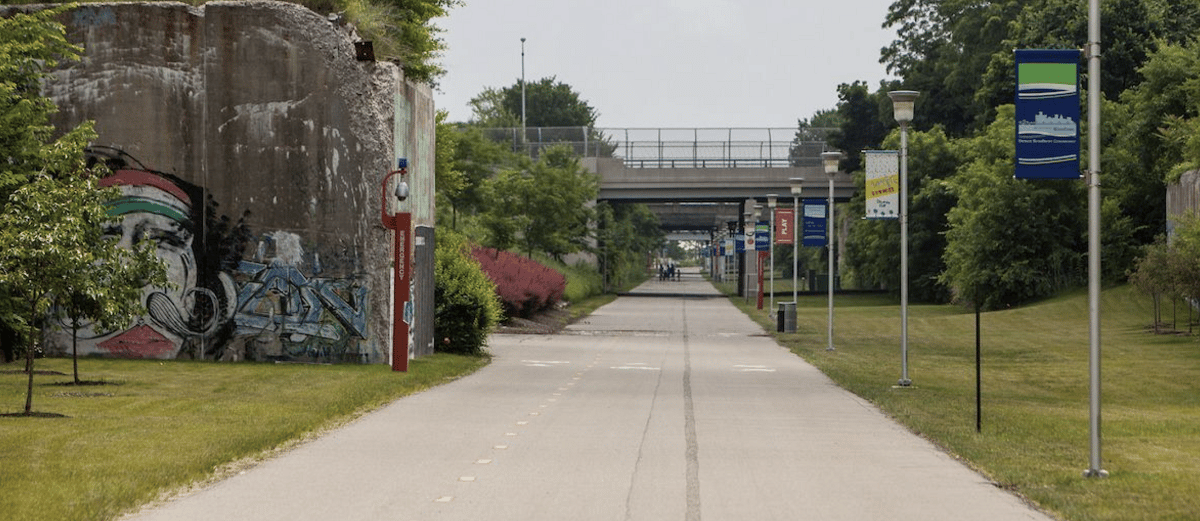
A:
381 160 411 372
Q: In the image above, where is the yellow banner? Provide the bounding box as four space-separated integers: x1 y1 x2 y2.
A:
865 151 899 219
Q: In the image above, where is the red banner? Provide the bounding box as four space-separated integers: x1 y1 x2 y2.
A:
775 209 794 245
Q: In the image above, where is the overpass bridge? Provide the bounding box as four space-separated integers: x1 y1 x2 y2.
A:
482 127 857 233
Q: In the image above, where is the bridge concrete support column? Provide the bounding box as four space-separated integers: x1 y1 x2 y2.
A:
740 198 760 299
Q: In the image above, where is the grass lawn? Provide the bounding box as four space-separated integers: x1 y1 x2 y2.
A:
718 281 1200 521
1 353 488 521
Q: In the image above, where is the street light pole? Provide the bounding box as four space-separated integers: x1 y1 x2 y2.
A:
1084 0 1108 479
767 194 777 317
888 90 919 387
520 37 527 132
821 152 843 352
790 178 804 304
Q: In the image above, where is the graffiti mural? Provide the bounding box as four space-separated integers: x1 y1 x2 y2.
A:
46 148 370 363
225 231 369 363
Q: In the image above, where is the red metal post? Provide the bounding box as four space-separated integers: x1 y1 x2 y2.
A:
381 167 410 372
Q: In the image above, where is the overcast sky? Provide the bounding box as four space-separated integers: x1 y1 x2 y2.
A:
432 0 899 129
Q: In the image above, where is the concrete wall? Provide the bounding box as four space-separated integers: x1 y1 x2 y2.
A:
7 1 434 364
1167 170 1200 237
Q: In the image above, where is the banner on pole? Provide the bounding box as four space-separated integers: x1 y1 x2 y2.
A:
802 199 827 247
1015 49 1082 179
755 221 770 251
865 150 900 219
723 238 734 257
775 209 794 245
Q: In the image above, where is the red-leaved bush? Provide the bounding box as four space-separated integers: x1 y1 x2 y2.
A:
471 247 566 319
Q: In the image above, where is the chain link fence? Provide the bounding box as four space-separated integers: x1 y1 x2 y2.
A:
473 127 836 168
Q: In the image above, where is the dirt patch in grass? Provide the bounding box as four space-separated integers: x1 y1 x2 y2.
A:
496 307 573 334
0 411 68 418
0 369 68 376
49 380 121 387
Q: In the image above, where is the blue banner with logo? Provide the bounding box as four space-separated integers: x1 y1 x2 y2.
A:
1015 49 1081 179
755 221 770 251
802 199 827 247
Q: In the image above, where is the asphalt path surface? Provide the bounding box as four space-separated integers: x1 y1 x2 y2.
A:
124 269 1054 521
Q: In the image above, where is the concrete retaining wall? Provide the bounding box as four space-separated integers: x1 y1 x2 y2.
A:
1167 170 1200 236
6 1 435 364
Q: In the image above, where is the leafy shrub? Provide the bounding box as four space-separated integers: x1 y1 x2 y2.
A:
547 258 603 303
434 230 502 355
471 247 566 318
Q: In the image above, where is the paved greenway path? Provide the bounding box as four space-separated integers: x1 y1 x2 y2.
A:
125 268 1054 521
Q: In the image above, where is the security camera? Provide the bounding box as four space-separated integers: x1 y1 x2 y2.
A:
394 180 409 202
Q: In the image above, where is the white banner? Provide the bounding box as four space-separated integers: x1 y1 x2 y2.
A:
865 150 900 219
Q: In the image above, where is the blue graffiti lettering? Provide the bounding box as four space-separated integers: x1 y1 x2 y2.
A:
73 6 117 27
233 261 368 341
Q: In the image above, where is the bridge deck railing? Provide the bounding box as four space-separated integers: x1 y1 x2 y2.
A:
473 127 835 168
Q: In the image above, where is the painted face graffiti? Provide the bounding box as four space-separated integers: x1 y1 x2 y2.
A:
58 169 235 359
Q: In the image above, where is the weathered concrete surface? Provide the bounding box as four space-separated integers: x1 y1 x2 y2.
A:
587 156 854 203
5 2 435 364
1167 169 1200 235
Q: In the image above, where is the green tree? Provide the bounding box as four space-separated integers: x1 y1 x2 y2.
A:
827 81 896 173
1102 40 1200 251
434 110 465 224
480 146 598 260
0 8 168 413
844 125 958 302
1 5 81 364
882 0 1024 135
939 106 1086 309
1128 236 1172 331
0 137 169 413
1127 215 1200 334
974 0 1200 117
789 110 841 166
596 202 665 291
439 124 522 228
0 6 82 204
467 86 521 128
470 76 599 128
54 181 170 384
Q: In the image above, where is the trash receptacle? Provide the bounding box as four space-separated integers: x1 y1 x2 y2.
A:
777 302 796 333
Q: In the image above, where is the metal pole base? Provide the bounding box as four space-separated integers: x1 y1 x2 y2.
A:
897 378 913 387
826 347 836 352
1083 469 1109 479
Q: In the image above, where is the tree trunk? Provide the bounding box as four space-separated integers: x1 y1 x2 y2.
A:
24 300 36 415
1153 293 1161 334
72 323 80 385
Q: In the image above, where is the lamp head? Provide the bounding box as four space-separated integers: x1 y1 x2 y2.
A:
767 194 778 208
789 177 804 196
887 90 920 124
394 180 409 201
821 151 844 176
